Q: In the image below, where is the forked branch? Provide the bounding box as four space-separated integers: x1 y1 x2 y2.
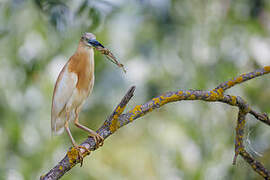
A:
41 66 270 180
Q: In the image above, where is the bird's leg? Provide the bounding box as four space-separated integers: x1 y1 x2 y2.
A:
64 112 90 166
74 107 104 149
64 120 76 147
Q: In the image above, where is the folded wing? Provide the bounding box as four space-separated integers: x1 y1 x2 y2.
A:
51 64 78 135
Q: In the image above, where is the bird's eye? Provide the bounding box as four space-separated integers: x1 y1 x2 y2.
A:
88 39 104 48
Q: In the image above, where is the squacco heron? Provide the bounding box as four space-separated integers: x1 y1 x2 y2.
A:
51 32 125 159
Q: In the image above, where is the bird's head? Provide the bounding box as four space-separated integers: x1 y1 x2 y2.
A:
81 32 126 73
81 32 104 49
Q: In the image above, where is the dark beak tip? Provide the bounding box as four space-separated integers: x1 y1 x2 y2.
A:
88 39 104 48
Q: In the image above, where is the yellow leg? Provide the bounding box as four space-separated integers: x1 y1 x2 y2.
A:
74 107 104 148
65 111 90 166
64 120 76 147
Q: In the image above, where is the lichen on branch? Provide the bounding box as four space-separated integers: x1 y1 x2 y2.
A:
41 66 270 180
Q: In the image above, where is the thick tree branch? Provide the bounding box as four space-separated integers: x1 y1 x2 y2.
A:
41 66 270 180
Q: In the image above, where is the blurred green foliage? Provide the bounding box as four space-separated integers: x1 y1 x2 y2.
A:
0 0 269 179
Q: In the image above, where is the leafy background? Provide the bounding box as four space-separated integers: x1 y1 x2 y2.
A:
0 0 270 179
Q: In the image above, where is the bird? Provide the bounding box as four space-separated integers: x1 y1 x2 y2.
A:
51 32 125 159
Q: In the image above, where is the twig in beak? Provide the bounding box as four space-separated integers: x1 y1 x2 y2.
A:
95 46 126 73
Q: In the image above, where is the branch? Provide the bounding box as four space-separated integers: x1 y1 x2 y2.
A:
41 66 270 180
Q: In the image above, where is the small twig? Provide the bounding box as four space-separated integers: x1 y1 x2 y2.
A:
97 86 136 137
250 110 270 126
240 149 270 179
215 66 270 92
233 97 249 165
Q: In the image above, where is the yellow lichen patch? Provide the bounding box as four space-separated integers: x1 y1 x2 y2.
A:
227 80 234 87
110 118 121 133
109 105 127 132
236 76 243 83
208 91 219 101
129 116 134 121
171 94 180 101
152 98 161 105
189 94 196 100
161 94 180 105
59 165 63 170
159 98 168 105
132 105 143 113
217 88 224 95
264 66 270 72
67 147 80 167
231 96 237 105
260 172 267 178
256 71 261 75
148 107 153 112
112 114 119 121
115 106 121 113
128 105 143 122
209 94 216 100
115 105 126 114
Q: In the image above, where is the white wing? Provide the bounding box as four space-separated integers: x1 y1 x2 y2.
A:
51 64 78 135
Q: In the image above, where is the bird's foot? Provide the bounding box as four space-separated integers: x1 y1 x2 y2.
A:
73 145 91 167
88 132 104 149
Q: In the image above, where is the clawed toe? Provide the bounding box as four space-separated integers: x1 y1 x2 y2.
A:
89 133 104 148
74 145 91 167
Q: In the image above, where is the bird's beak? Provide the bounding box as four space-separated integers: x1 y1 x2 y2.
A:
88 39 105 48
89 39 126 73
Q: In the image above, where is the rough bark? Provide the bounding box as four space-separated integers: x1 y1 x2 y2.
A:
40 66 270 180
